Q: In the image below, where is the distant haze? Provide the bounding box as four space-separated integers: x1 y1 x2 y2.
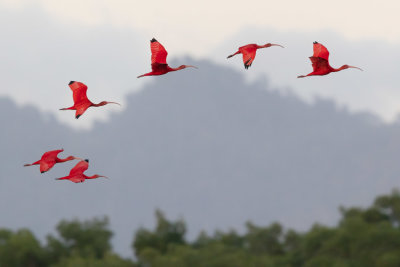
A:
2 59 400 257
1 2 400 125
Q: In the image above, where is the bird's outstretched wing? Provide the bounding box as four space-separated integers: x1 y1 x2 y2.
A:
68 81 89 104
241 48 257 69
42 149 63 160
150 38 168 64
69 160 89 176
309 57 330 72
40 149 63 172
312 42 329 61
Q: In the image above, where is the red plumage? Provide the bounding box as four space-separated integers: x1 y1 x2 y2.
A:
55 159 107 183
137 38 197 78
298 42 362 78
227 43 284 69
60 81 120 119
24 149 80 173
151 40 168 64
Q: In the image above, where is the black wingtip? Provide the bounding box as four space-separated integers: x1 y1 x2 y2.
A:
151 38 157 43
75 115 81 119
68 81 75 85
41 171 44 174
244 59 251 70
85 159 89 162
313 41 318 44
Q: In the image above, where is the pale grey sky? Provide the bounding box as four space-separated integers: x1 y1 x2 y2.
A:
1 0 400 126
3 0 400 55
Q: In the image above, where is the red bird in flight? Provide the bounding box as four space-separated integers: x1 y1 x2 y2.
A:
55 159 107 183
298 42 363 78
24 149 81 173
227 43 284 69
60 81 121 119
137 38 197 78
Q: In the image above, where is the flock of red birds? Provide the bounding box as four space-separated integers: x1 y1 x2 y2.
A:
24 38 362 183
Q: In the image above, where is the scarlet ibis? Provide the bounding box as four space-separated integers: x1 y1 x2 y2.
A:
60 81 121 119
298 42 363 78
227 43 284 69
137 38 197 78
24 149 81 173
55 159 107 183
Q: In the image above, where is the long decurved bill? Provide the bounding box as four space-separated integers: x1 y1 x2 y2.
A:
186 65 198 69
348 66 363 71
107 102 122 106
271 44 284 48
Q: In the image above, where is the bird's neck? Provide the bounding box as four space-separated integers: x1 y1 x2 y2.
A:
85 174 98 179
92 102 107 107
258 44 269 49
168 66 185 72
56 156 74 163
333 65 347 72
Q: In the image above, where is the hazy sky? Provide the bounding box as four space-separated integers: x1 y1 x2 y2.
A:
3 0 400 55
2 0 400 126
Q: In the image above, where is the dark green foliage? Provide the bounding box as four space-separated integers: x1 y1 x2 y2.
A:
4 191 400 266
132 190 400 266
46 216 113 260
0 217 135 267
133 209 186 258
0 228 45 267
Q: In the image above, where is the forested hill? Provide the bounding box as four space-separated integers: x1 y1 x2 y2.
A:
2 59 400 256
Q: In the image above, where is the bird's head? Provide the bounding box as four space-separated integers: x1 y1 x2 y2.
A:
91 174 108 180
340 65 363 71
178 65 198 70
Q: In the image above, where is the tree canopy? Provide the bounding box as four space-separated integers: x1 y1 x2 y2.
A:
2 190 400 266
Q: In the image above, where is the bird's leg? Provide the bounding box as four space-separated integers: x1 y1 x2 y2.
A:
24 160 41 167
137 72 153 78
227 51 240 59
297 72 314 78
59 106 75 111
55 176 70 180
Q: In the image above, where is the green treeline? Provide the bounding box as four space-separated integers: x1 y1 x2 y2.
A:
2 190 400 267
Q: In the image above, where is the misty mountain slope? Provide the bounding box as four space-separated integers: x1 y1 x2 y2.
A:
2 59 400 256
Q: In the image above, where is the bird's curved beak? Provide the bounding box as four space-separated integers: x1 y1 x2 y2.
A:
107 102 122 106
348 66 363 71
186 65 198 69
99 175 109 179
271 44 284 48
74 157 84 161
